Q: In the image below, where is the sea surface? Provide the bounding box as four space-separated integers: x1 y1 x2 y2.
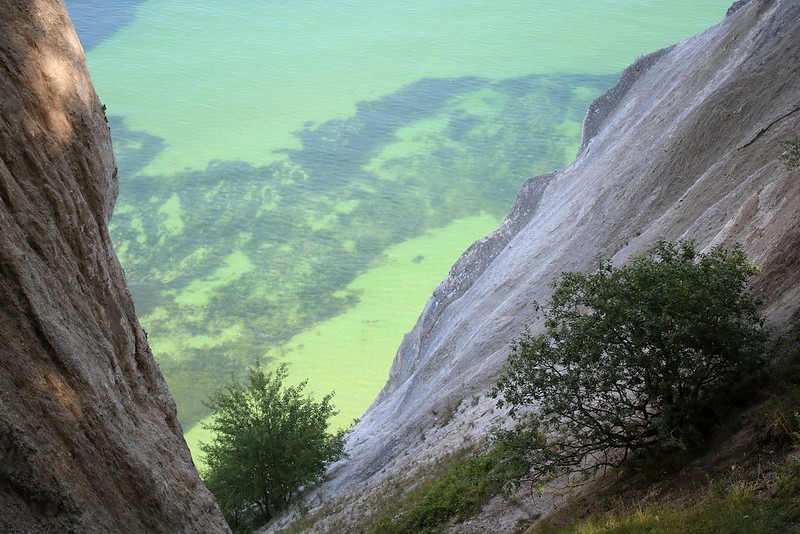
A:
65 0 731 464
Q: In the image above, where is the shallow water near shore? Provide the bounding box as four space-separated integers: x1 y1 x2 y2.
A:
65 0 730 465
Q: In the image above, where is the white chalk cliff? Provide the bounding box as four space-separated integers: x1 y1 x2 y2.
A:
296 0 800 530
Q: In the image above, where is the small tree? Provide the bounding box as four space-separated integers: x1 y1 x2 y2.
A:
494 240 768 483
200 363 346 529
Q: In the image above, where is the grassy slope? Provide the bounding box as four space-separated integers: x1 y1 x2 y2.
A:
532 349 800 534
278 342 800 533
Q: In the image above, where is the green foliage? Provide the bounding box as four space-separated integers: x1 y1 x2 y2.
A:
368 438 534 534
536 483 778 533
200 363 346 530
536 459 800 534
779 137 800 170
371 451 494 534
762 386 800 444
494 240 769 483
533 409 800 533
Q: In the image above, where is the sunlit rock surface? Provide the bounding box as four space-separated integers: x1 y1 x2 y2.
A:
0 1 229 531
291 0 800 530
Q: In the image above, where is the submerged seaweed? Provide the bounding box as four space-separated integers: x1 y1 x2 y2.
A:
109 72 616 428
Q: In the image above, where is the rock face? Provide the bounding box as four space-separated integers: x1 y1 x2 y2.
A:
0 2 229 532
303 0 800 529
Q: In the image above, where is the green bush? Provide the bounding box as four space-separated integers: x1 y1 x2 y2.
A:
200 363 346 530
494 240 769 484
537 457 800 534
368 437 534 534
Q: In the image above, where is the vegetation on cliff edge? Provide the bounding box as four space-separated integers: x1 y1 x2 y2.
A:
305 240 778 534
494 240 768 486
200 363 346 531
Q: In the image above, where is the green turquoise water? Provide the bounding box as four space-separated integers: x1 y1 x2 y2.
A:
66 1 730 465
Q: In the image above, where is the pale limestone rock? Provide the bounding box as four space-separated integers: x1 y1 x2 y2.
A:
277 1 800 530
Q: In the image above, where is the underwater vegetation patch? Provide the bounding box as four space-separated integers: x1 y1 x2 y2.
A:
109 72 617 428
64 0 147 52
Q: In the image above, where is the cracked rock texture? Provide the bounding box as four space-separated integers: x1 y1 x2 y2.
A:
0 1 229 532
283 1 800 531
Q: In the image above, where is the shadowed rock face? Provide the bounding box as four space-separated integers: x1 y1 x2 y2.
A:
0 1 229 532
298 0 800 529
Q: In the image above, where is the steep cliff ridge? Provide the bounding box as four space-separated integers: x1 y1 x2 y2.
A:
301 0 800 529
0 1 229 531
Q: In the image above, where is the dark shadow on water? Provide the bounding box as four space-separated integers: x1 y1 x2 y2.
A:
107 116 166 177
285 77 488 184
64 0 146 52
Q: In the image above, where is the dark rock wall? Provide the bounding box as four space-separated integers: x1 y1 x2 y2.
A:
0 1 229 531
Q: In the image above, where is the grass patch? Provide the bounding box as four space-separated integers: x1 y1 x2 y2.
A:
536 458 800 533
368 451 499 533
534 350 800 534
279 329 800 534
366 438 533 534
280 440 530 534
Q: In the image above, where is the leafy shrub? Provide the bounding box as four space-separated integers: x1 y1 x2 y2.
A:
368 436 535 534
494 240 768 484
200 363 346 530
